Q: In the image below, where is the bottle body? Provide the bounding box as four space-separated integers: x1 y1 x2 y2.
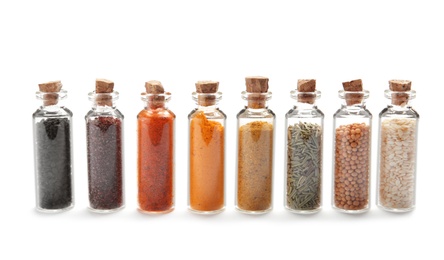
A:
85 92 124 213
188 103 226 214
285 94 324 214
33 92 74 212
377 90 419 212
236 94 275 214
332 91 372 213
137 94 175 214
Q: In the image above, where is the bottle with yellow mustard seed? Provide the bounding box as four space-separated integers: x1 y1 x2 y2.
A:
235 76 275 214
332 79 372 214
376 80 419 213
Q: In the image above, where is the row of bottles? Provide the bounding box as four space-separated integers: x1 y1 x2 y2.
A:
32 77 419 214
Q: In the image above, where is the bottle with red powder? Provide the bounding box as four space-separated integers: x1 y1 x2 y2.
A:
137 80 175 214
85 79 124 213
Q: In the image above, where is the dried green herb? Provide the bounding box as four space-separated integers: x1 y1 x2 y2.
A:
286 122 322 211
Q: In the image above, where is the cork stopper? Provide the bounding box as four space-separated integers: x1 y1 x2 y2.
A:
389 79 412 106
342 79 364 106
145 80 165 94
95 79 114 106
144 80 166 108
297 79 316 104
245 76 269 108
38 81 62 106
246 76 269 93
195 81 219 106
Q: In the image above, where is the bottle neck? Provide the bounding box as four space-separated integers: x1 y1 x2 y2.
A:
197 104 219 112
338 90 369 109
145 100 167 110
294 101 317 110
242 91 272 109
141 92 171 110
89 91 119 112
36 90 68 110
385 89 415 109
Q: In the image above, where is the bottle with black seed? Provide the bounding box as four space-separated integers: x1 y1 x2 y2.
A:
33 81 74 212
285 79 324 214
85 79 124 213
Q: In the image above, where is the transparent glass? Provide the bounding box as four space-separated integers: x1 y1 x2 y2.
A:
285 90 324 214
188 92 226 214
85 91 124 213
137 92 175 214
332 90 372 213
377 90 419 212
33 90 74 212
236 91 275 214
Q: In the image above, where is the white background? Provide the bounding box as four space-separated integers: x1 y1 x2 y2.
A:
0 0 441 259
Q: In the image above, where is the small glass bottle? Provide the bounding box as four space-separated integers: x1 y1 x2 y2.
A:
137 80 175 214
188 81 226 214
85 79 124 213
33 81 74 212
236 76 275 214
377 80 419 212
285 79 324 214
332 79 372 213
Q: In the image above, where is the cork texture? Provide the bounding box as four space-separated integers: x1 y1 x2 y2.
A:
96 79 114 93
39 81 62 93
342 79 364 106
389 80 412 106
145 80 165 94
297 79 316 92
245 76 269 93
342 79 363 91
144 80 166 107
38 80 62 106
196 81 219 93
297 79 316 104
196 81 219 106
389 80 412 91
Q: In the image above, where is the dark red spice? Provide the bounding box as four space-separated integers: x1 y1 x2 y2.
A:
137 109 175 213
87 116 123 211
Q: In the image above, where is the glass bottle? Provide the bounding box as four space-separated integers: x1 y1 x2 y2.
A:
285 79 324 214
332 79 372 213
377 80 419 212
137 81 175 214
33 81 74 212
236 76 275 214
85 79 124 213
188 81 226 214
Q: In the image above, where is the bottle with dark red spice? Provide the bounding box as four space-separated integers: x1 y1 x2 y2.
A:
137 80 175 214
85 79 124 213
33 80 74 212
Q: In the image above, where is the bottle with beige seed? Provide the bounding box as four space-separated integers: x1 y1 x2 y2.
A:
332 79 372 213
376 80 418 212
236 76 275 214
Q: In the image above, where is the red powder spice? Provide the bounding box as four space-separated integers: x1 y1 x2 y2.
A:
137 108 175 213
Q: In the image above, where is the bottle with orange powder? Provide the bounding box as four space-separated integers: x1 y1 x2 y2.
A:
236 76 275 214
188 81 226 214
332 79 372 214
137 80 175 214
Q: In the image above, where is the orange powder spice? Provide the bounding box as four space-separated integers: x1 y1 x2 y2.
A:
237 121 273 211
189 111 224 211
138 109 174 213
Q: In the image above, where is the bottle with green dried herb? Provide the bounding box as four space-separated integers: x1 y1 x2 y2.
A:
332 79 372 214
236 76 275 214
285 79 324 214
